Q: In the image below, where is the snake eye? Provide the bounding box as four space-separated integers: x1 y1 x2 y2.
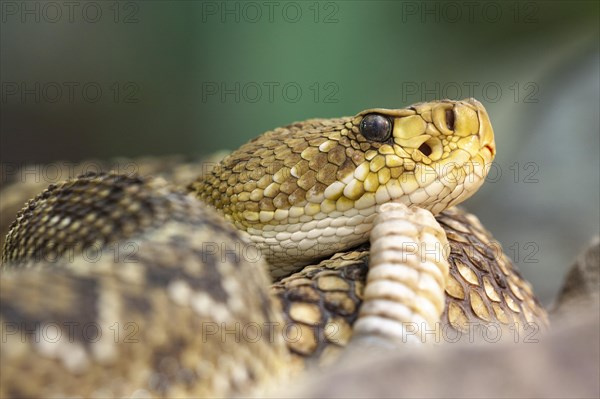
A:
360 114 392 142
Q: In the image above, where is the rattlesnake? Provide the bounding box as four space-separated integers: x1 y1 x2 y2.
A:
0 99 547 397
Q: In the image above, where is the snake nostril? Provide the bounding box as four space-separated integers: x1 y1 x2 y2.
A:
445 109 455 131
418 143 432 156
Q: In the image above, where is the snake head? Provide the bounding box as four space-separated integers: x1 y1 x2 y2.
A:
193 98 496 270
349 98 496 214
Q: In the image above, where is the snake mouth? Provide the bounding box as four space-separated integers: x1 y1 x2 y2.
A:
465 98 496 159
483 144 495 156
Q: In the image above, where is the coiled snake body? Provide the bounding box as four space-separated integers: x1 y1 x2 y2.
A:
0 99 547 397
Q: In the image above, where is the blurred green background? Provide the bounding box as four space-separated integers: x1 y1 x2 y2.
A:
1 1 598 303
